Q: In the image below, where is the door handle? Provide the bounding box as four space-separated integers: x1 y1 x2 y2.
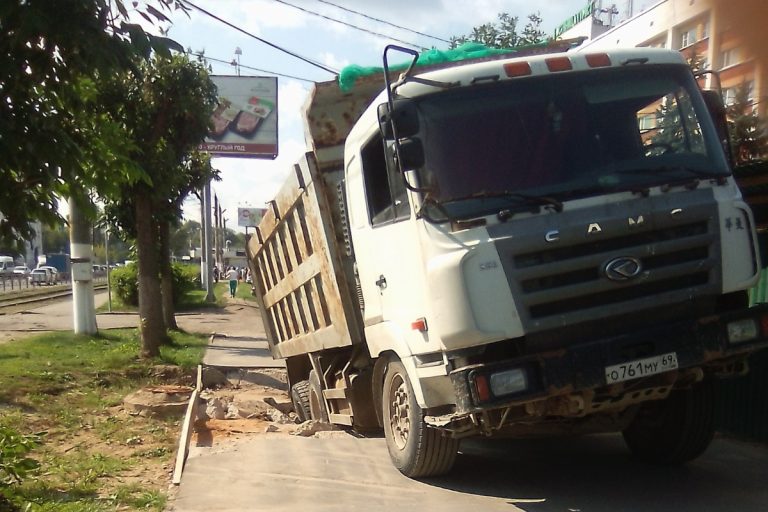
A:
375 275 387 290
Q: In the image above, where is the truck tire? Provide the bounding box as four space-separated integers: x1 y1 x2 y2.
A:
309 370 329 422
382 360 459 478
290 380 311 423
623 380 715 465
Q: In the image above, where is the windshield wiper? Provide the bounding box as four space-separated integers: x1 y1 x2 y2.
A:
460 191 564 214
616 165 728 184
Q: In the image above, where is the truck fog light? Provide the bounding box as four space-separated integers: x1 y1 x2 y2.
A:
727 318 758 344
490 368 528 397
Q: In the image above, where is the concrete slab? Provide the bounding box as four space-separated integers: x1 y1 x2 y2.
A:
203 335 284 368
169 436 520 512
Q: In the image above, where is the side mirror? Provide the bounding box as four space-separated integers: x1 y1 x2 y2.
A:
701 89 734 165
378 100 420 139
396 137 424 170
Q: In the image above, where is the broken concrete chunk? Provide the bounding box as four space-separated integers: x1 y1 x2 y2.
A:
291 420 339 437
264 425 279 433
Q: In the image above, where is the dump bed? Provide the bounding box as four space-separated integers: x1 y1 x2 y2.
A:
246 152 364 359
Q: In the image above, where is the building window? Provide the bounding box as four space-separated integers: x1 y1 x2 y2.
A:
723 87 737 106
701 20 710 39
638 113 657 131
679 27 697 48
721 47 740 68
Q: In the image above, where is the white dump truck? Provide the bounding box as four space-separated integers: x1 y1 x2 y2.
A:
247 45 768 477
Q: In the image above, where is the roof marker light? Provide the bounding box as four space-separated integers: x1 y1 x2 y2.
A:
411 318 428 332
586 53 611 68
504 61 532 77
546 56 572 72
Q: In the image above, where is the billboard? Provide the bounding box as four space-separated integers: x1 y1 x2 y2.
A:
238 207 267 227
200 76 278 159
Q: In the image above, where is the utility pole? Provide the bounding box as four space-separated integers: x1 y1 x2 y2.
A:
203 180 215 302
213 194 221 269
69 196 97 334
199 191 207 290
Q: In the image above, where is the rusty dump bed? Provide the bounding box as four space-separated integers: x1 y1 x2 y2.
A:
246 153 364 359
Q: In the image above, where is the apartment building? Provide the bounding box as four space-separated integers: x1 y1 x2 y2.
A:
558 0 765 118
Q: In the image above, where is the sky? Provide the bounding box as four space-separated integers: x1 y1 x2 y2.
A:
143 0 589 232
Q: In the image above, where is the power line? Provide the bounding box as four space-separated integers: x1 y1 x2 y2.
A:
271 0 427 51
179 0 338 75
311 0 450 44
190 52 317 83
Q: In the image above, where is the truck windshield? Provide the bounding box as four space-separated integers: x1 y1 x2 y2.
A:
415 64 730 220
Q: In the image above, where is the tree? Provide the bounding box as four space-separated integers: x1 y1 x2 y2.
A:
170 220 202 257
449 12 546 49
0 0 187 247
101 55 217 357
727 83 768 164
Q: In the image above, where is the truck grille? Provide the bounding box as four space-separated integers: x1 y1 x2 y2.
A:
491 190 721 332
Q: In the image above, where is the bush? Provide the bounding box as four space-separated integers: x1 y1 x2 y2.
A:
110 263 200 307
110 264 138 306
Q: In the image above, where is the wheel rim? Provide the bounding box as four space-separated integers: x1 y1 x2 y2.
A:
388 373 410 450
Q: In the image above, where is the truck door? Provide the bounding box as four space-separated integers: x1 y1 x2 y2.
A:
347 135 421 331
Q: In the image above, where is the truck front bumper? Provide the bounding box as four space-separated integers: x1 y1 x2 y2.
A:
449 304 768 415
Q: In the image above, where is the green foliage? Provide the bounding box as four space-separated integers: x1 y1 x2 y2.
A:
450 11 546 49
727 83 768 164
110 263 200 307
0 0 191 247
0 427 42 487
110 264 139 307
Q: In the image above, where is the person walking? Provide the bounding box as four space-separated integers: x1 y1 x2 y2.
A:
226 266 239 298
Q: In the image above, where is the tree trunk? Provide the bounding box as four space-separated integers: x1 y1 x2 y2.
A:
159 219 178 331
135 193 166 358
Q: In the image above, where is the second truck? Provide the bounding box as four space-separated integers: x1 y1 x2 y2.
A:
246 44 768 477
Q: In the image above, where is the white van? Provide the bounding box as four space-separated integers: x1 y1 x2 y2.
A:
0 256 15 276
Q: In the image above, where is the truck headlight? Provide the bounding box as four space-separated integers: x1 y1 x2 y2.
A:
489 368 528 397
727 318 758 344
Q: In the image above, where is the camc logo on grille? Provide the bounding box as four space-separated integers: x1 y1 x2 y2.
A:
604 257 643 281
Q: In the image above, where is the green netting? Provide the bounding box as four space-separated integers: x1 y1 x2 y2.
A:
338 42 526 92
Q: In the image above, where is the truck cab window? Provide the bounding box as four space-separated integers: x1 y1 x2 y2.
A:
361 134 410 226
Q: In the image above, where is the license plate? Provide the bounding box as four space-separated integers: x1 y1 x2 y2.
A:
605 352 678 384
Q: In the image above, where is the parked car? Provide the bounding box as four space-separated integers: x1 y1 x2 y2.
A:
37 266 59 284
12 265 31 276
29 268 54 286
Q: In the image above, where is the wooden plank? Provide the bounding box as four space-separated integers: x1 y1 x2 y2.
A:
263 253 323 307
172 365 202 485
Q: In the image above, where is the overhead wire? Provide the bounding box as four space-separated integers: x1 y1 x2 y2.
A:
311 0 450 44
178 0 338 75
190 52 317 83
271 0 427 50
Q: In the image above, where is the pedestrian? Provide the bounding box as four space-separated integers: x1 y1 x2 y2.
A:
226 266 239 298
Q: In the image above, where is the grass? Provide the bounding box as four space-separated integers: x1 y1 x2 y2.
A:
0 329 206 511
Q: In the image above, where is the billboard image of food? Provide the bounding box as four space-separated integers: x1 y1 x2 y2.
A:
238 207 267 227
200 76 278 159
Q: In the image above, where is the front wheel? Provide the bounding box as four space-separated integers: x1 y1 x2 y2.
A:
623 380 716 465
382 360 459 478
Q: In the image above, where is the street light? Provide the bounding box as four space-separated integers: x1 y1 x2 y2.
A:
233 47 242 76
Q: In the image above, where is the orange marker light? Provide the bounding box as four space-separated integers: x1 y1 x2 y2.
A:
504 61 532 77
474 374 491 402
411 318 428 332
586 53 611 68
760 313 768 337
546 57 572 72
